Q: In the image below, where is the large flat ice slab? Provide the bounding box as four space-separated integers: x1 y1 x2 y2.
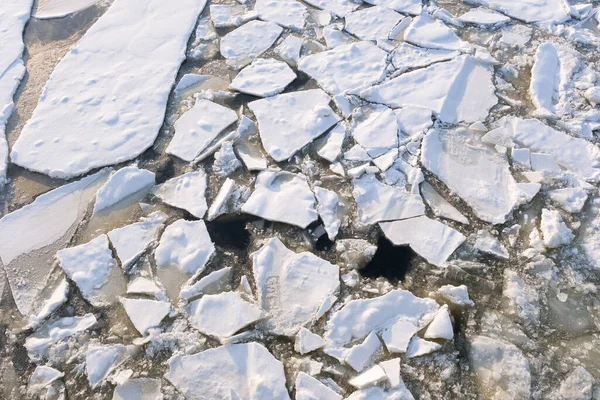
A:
421 129 523 224
166 343 290 399
464 0 570 23
230 58 296 97
11 0 207 179
220 20 283 68
361 56 497 124
529 43 559 117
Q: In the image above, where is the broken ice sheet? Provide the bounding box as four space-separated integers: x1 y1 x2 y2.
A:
352 107 399 157
27 366 64 398
255 0 307 30
457 7 511 25
298 42 388 95
241 170 318 228
296 372 342 400
0 170 108 316
390 43 459 74
420 182 469 225
252 238 339 336
11 0 208 179
153 170 208 219
230 58 296 97
249 89 339 162
362 56 497 124
166 342 289 399
302 0 357 17
219 20 283 68
314 186 342 240
404 14 469 52
86 344 128 387
344 6 404 41
25 313 97 358
166 99 238 162
529 43 559 117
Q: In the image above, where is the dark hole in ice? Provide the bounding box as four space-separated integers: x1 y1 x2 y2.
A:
206 217 252 250
315 234 334 251
360 236 414 282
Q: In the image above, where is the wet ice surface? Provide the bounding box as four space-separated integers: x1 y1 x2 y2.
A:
3 0 600 399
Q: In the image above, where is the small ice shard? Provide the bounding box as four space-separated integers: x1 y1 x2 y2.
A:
57 234 122 307
325 289 438 350
153 170 208 219
180 267 233 300
379 358 402 388
155 219 215 275
348 365 388 389
165 343 289 399
275 35 304 63
213 142 241 177
120 297 170 335
296 372 342 400
548 188 588 213
559 366 594 400
503 270 539 324
249 89 339 161
252 238 339 336
295 327 326 354
0 170 108 316
127 277 162 297
530 43 559 117
242 170 318 228
424 305 453 340
207 179 249 221
256 0 307 30
352 107 399 156
420 182 469 225
382 319 420 353
344 7 403 41
345 331 382 371
0 0 32 185
405 337 441 358
469 336 531 399
362 0 421 14
464 0 570 23
25 314 97 356
505 118 600 182
188 291 263 340
28 366 64 397
298 42 388 95
27 278 69 329
11 0 208 179
457 7 511 25
112 378 162 400
352 174 425 224
380 216 466 266
230 58 296 97
433 284 474 307
220 20 283 67
34 0 101 19
421 129 522 224
315 123 346 162
390 43 459 74
404 14 468 52
302 0 357 17
173 73 211 96
314 187 342 240
108 212 166 270
362 56 497 124
540 208 574 248
86 344 128 387
335 239 377 270
166 99 238 162
93 167 155 214
474 230 509 259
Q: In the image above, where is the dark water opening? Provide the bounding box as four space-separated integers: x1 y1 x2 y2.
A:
360 236 414 282
206 217 252 250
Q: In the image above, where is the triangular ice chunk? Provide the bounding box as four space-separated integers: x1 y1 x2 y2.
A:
153 170 208 218
120 297 170 335
93 166 155 214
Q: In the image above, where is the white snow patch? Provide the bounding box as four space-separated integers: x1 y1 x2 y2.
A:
295 327 326 355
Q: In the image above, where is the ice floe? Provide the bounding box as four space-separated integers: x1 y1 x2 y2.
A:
344 7 404 41
252 238 339 335
424 305 453 340
93 166 154 214
220 20 283 68
540 208 574 248
406 337 442 358
295 327 326 354
362 0 421 14
404 14 468 52
230 58 296 97
530 43 559 117
464 0 570 23
296 372 342 400
112 378 162 400
420 182 469 225
352 107 399 157
25 313 97 356
11 0 207 179
249 89 339 161
457 7 511 25
256 0 307 30
153 170 208 219
166 342 289 399
314 187 342 240
390 43 459 74
86 344 128 387
27 366 63 398
302 0 357 17
242 170 318 228
120 297 170 335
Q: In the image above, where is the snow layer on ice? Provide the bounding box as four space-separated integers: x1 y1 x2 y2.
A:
420 182 469 224
166 99 238 162
548 188 588 213
155 219 215 276
315 123 346 162
404 14 468 51
345 331 382 371
298 42 388 95
188 291 263 339
296 372 342 400
353 107 399 156
153 170 208 219
344 7 403 41
56 234 119 306
220 20 283 67
27 278 69 329
348 365 388 389
530 43 559 117
93 166 154 214
362 56 497 124
540 208 574 248
166 342 289 399
474 230 509 259
242 170 318 228
380 216 466 266
86 344 127 387
0 170 108 315
390 43 459 74
256 0 307 30
0 0 32 185
230 58 296 97
25 313 97 355
252 238 339 336
406 337 441 358
464 0 570 23
11 0 207 179
362 0 421 15
424 305 453 340
421 129 523 224
107 212 166 270
295 327 326 354
249 89 339 161
28 366 63 394
434 284 474 307
314 187 342 240
352 174 425 224
120 297 170 335
457 8 511 25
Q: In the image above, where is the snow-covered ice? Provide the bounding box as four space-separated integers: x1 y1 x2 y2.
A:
464 0 570 23
390 43 459 74
25 314 97 356
86 344 127 387
530 43 559 117
255 0 307 31
120 297 170 335
93 166 154 214
362 0 421 14
457 8 511 25
404 14 468 52
314 187 342 240
295 327 326 355
220 20 283 68
344 7 403 41
34 0 101 19
153 170 208 219
230 58 296 97
296 372 342 400
420 182 469 225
